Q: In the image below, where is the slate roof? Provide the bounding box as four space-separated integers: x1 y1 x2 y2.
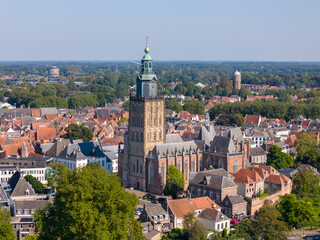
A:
45 139 71 157
151 141 198 159
224 195 247 205
58 144 86 160
95 109 110 118
198 208 229 222
78 142 105 157
190 171 237 189
227 128 243 142
15 200 48 211
198 125 216 146
0 185 8 203
166 134 183 143
40 108 58 116
210 136 236 154
250 147 266 157
8 171 36 197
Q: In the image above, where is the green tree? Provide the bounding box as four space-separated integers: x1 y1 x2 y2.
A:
167 228 183 239
183 99 205 115
267 145 294 169
236 218 260 240
164 165 184 199
24 175 44 194
277 194 315 228
64 123 93 142
68 79 77 91
237 200 288 239
0 207 15 240
182 212 207 240
216 113 244 128
68 93 99 108
34 165 143 240
292 169 320 198
24 234 38 240
166 99 182 113
46 163 69 192
294 133 320 169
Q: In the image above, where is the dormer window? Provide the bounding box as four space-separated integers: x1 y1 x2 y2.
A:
25 189 29 196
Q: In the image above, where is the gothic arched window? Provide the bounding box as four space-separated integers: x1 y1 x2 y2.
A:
218 159 222 168
233 160 238 173
184 161 188 181
192 161 196 172
149 162 154 185
177 161 181 171
160 163 166 186
136 160 139 173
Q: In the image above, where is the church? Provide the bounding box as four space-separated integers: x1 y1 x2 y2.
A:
119 42 203 193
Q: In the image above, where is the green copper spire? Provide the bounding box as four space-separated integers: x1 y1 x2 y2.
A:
136 36 158 98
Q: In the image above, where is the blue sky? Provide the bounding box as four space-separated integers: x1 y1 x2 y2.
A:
0 0 319 61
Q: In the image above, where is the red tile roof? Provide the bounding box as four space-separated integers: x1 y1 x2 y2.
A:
168 198 195 219
190 196 221 210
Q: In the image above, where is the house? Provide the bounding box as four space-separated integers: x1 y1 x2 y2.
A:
141 222 162 240
139 202 170 232
249 147 267 164
8 171 37 200
190 196 221 216
232 168 264 197
189 169 238 203
264 173 292 194
220 195 247 219
198 208 230 233
167 198 194 228
244 115 261 128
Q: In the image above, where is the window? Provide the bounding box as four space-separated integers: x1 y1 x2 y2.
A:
184 161 188 181
149 162 154 185
232 160 238 173
24 209 29 215
192 161 196 172
102 160 105 167
177 161 181 171
216 193 220 201
25 189 29 196
160 163 166 186
17 209 22 215
136 160 139 173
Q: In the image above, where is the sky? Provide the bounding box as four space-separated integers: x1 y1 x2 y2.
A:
0 0 319 61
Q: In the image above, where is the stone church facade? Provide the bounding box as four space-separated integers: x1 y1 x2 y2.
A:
120 43 202 193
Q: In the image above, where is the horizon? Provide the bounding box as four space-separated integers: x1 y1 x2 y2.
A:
1 0 320 61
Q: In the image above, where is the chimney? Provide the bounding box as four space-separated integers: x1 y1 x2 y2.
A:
20 172 23 179
147 224 150 232
143 204 146 210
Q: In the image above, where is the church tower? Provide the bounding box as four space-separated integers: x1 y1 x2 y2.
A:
122 41 166 190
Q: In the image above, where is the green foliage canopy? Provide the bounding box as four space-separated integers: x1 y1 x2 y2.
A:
34 165 143 240
164 165 184 199
267 145 294 169
24 175 44 194
0 207 15 240
64 123 93 142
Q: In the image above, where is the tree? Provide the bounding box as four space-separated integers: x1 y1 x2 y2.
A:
164 165 184 199
165 99 182 113
182 213 207 240
64 123 93 142
34 165 143 240
24 175 44 194
277 194 314 228
166 228 183 239
68 79 77 91
267 145 294 169
236 219 260 240
0 207 15 240
46 163 69 192
236 200 288 240
183 99 205 115
292 169 320 198
294 133 320 169
24 234 38 240
216 113 244 128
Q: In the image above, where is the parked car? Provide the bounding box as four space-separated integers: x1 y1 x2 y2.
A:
151 199 159 204
143 194 155 201
230 219 238 224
